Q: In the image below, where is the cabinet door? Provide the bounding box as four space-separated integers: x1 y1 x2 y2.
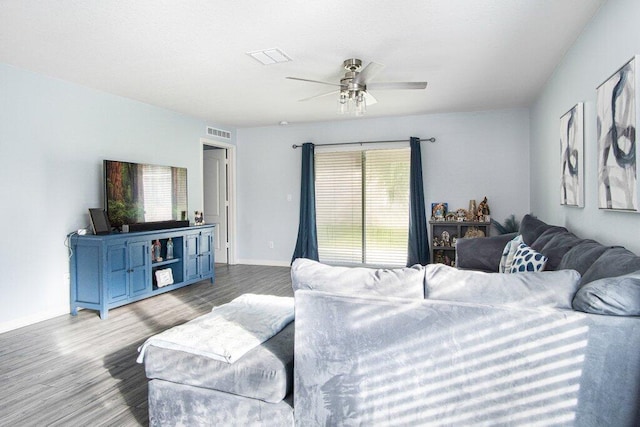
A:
199 230 214 277
106 244 128 303
128 240 151 297
184 233 200 281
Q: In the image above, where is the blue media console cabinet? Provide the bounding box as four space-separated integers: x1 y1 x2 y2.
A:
69 225 215 319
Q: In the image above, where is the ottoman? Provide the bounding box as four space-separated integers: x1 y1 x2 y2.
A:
143 321 294 426
139 293 295 427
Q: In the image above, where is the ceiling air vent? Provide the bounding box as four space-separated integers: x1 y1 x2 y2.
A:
206 126 231 140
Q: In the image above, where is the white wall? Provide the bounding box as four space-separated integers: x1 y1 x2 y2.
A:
530 0 640 255
0 63 234 332
236 109 530 265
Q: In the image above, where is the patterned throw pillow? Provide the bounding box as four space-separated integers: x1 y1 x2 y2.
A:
509 242 548 273
499 235 524 273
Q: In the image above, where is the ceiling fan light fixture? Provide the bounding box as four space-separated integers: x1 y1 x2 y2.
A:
290 58 427 116
355 92 366 116
337 92 349 114
337 90 367 115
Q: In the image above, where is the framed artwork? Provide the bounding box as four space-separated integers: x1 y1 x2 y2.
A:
597 56 639 211
430 202 448 220
560 102 584 207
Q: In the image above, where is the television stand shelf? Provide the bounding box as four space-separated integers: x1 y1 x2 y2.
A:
69 225 215 319
152 258 181 268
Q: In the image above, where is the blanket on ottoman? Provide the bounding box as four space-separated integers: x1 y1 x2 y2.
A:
137 293 294 364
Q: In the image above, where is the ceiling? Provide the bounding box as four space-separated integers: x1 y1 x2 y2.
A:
0 0 605 128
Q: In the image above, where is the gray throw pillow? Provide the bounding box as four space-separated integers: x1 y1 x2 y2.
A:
424 264 581 309
573 270 640 316
291 258 425 299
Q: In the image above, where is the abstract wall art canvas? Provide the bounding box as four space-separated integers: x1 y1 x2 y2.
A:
597 56 639 211
560 102 584 207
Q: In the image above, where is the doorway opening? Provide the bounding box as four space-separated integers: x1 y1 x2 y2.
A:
202 139 236 265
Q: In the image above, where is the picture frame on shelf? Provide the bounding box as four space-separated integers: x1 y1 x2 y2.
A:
596 55 639 212
431 202 448 220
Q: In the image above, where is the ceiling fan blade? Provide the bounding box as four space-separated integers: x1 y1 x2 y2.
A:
364 91 378 106
354 62 384 85
367 81 428 90
298 89 340 102
286 76 342 87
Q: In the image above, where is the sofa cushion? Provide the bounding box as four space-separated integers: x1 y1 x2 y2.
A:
519 214 567 246
424 264 581 309
557 240 609 276
580 246 640 285
498 235 523 273
509 242 548 273
573 270 640 316
291 258 425 299
529 226 569 252
144 322 294 404
456 232 518 272
149 379 294 426
539 231 583 271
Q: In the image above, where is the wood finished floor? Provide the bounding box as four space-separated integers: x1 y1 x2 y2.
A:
0 264 293 426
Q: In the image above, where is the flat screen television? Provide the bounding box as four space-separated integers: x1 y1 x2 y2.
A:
104 160 188 231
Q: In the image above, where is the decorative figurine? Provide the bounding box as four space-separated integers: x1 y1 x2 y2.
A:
464 227 486 238
478 196 491 221
153 239 162 262
441 230 450 247
166 237 174 259
194 211 205 225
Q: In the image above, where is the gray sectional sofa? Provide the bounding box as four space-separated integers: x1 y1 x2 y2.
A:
143 215 640 426
293 215 640 426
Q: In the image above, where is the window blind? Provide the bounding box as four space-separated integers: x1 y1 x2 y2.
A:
315 147 410 266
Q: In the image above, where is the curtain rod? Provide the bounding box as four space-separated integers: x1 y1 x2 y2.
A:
291 137 436 149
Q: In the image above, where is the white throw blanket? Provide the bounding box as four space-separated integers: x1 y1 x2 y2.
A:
137 293 294 364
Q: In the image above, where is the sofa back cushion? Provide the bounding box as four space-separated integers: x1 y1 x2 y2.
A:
519 214 567 246
530 226 570 252
538 231 584 271
580 246 640 285
424 264 581 309
557 240 609 276
291 258 425 299
456 232 517 272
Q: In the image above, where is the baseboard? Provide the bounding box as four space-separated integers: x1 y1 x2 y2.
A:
236 259 291 267
0 305 70 334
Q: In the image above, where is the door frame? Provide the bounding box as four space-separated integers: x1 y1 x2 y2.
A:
201 138 236 265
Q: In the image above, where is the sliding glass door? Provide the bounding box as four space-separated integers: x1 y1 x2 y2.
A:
315 147 410 267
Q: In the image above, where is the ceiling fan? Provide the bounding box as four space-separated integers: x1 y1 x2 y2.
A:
286 58 428 115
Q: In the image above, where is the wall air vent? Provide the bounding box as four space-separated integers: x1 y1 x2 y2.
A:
206 126 232 140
